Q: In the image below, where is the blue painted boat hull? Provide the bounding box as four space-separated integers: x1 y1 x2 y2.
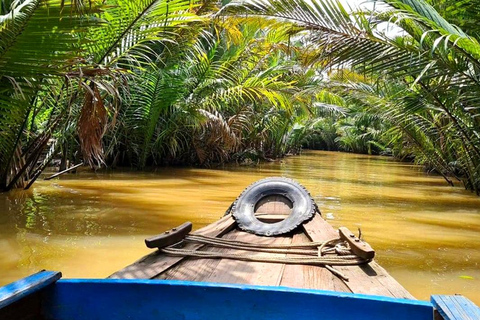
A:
46 279 434 320
1 271 435 320
3 271 480 319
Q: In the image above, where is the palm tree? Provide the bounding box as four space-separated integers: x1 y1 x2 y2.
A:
0 0 200 191
106 21 302 167
220 0 480 193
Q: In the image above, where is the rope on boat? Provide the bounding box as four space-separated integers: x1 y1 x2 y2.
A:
161 235 371 281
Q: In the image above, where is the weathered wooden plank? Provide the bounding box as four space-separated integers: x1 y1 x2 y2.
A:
241 235 291 286
255 195 292 215
278 232 304 288
156 227 244 281
337 262 414 298
109 215 236 279
201 230 291 286
302 214 414 299
280 231 351 292
431 295 480 320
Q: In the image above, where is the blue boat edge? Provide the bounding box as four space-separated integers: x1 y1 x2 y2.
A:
1 270 480 320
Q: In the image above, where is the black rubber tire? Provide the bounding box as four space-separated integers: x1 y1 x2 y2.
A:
232 177 316 236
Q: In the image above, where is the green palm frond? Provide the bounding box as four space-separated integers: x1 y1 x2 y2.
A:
0 0 207 188
105 19 314 167
87 0 203 68
221 0 480 192
0 0 101 79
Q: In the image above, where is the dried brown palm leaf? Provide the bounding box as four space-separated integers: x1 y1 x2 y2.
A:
199 109 241 150
193 109 243 165
77 83 107 167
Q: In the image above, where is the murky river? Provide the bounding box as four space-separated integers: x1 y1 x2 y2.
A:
1 151 479 304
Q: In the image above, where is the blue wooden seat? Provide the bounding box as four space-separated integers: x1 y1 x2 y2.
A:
431 295 480 320
0 270 61 309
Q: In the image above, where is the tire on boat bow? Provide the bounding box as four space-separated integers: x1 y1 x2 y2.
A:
232 177 316 236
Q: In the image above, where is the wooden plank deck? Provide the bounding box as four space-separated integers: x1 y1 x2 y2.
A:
280 231 350 292
111 212 414 300
109 215 236 279
302 215 414 299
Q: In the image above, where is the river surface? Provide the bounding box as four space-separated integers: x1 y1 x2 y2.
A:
1 151 479 304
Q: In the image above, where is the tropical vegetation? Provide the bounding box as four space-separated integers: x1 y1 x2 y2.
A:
221 0 480 194
1 0 480 194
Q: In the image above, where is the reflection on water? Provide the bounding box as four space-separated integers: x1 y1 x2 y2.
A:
1 151 479 304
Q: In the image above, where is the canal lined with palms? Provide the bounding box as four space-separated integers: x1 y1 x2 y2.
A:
1 151 479 303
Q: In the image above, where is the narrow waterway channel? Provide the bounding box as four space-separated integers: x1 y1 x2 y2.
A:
1 150 479 304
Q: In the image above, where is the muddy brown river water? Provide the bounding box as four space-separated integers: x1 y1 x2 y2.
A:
1 151 479 304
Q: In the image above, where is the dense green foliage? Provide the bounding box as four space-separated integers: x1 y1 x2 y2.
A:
0 0 326 191
105 22 317 167
222 0 480 193
1 0 480 194
0 0 203 190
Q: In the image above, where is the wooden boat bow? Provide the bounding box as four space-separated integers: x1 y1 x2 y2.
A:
110 177 411 299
